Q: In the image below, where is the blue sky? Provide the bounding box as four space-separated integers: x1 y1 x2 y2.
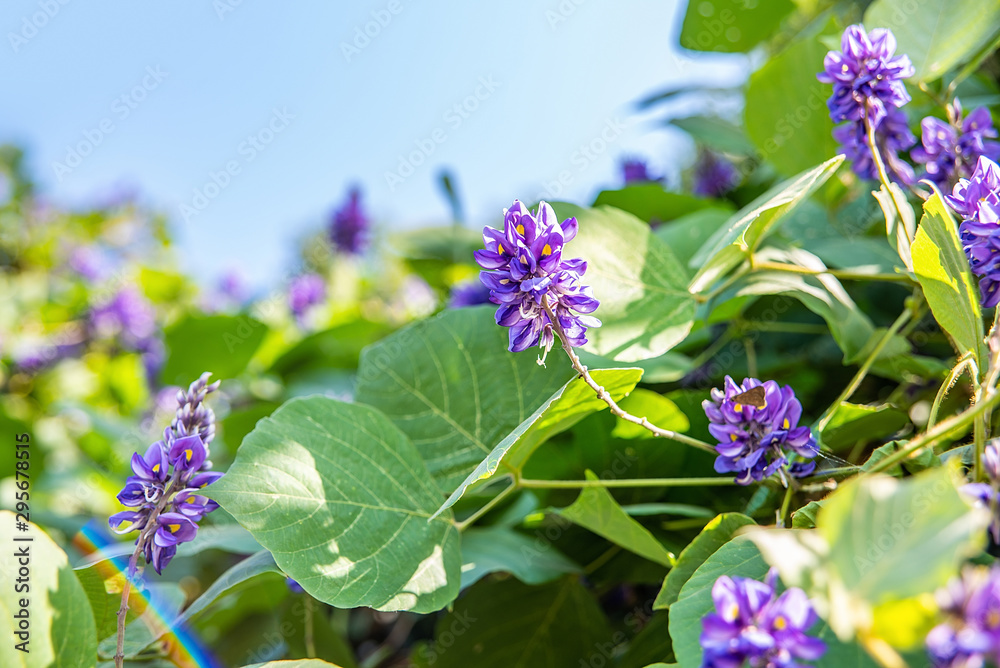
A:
0 0 746 287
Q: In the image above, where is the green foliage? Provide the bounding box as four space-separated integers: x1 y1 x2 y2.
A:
679 0 795 53
161 314 267 384
459 526 581 587
211 397 461 613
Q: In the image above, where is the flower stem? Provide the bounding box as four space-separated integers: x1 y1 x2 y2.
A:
455 476 516 531
304 597 316 658
751 260 914 284
541 301 717 455
518 476 739 489
817 306 913 432
864 111 911 238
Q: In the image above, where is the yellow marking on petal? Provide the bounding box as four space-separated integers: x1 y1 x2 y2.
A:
730 434 738 442
726 603 740 621
774 615 787 630
783 418 790 429
152 464 160 472
733 403 742 413
168 524 181 532
542 243 552 256
498 242 505 254
185 449 193 461
516 224 525 235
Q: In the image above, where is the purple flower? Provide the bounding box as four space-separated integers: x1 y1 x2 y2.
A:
914 101 1000 186
89 288 157 350
288 273 326 321
329 186 370 255
622 158 660 185
701 569 826 668
703 376 819 485
475 200 600 356
947 157 1000 306
926 566 1000 667
448 281 492 308
108 373 222 576
817 24 914 127
286 578 305 594
68 245 106 281
961 440 1000 543
692 152 739 198
833 108 916 185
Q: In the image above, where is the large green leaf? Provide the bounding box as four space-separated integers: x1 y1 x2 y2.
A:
356 306 574 492
434 368 643 516
689 157 844 292
161 314 266 384
593 185 719 224
555 471 675 567
670 116 756 155
654 208 733 275
747 467 988 639
245 661 346 668
679 0 795 53
654 513 755 610
552 203 698 362
0 512 96 668
170 550 280 627
819 402 909 451
745 33 839 176
210 397 461 613
269 320 392 377
864 0 1000 82
912 193 987 371
418 577 612 668
460 526 580 588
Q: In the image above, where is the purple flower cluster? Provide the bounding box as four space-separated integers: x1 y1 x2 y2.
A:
109 373 222 574
88 287 164 384
693 151 739 198
961 440 1000 544
947 156 1000 307
926 566 1000 667
818 25 915 185
474 200 600 355
288 273 326 322
704 376 819 485
914 101 1000 187
448 280 492 308
621 158 661 185
701 569 826 668
329 186 370 255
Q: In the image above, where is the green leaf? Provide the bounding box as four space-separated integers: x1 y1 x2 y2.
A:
613 389 689 439
912 193 987 371
748 466 988 639
654 208 734 275
689 156 845 293
679 0 795 53
555 471 675 567
861 440 938 477
356 306 574 492
618 613 674 668
269 320 392 377
819 402 909 451
420 577 612 668
669 537 879 668
161 314 266 384
745 34 839 176
245 661 347 668
0 512 96 668
593 185 721 224
460 526 580 588
434 368 642 517
553 203 698 362
654 513 755 610
670 116 756 155
210 397 461 613
864 0 1000 82
78 522 262 568
171 550 280 627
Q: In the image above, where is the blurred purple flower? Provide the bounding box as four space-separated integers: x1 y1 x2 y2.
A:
961 439 1000 543
701 568 826 667
474 200 600 356
833 108 916 185
926 566 1000 668
288 273 326 321
621 158 661 185
692 152 739 198
817 24 914 127
704 376 819 485
89 287 157 350
948 156 1000 306
329 186 370 255
448 281 492 308
914 102 1000 187
68 245 107 281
